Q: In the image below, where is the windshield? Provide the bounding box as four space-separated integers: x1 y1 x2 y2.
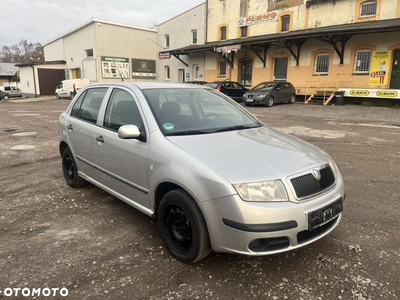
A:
142 88 262 136
252 82 275 90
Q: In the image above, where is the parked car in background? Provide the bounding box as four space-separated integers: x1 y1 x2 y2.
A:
243 82 296 107
205 81 248 102
55 78 90 99
0 86 22 98
0 90 10 100
185 81 208 85
59 82 345 263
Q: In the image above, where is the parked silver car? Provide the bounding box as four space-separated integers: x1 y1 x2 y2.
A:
59 82 345 263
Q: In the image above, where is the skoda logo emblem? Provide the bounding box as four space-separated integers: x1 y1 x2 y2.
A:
312 169 321 181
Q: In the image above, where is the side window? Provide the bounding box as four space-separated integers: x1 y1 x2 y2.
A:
103 89 143 132
72 88 107 124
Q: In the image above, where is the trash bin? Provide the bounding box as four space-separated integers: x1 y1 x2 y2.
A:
334 91 345 105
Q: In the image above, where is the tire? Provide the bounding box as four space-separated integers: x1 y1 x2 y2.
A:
62 147 87 188
289 94 296 104
158 189 211 263
70 92 74 99
56 93 60 99
4 95 9 100
265 95 274 107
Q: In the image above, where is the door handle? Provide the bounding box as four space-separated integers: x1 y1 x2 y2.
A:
67 124 73 130
96 135 104 143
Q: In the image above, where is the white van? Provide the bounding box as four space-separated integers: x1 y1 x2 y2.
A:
55 78 90 99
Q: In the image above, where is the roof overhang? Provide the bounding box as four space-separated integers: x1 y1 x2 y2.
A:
15 60 67 68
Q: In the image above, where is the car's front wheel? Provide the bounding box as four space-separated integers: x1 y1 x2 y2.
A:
3 95 9 100
62 147 87 188
289 94 296 104
158 189 211 263
56 93 61 99
265 95 274 107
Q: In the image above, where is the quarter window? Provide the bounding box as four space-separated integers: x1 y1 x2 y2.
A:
314 54 330 75
103 89 143 132
218 60 227 77
71 88 108 124
360 1 377 17
354 50 372 73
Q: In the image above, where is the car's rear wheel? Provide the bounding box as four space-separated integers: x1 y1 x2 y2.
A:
56 93 61 99
62 147 87 188
3 95 9 100
265 95 274 107
158 189 211 263
289 94 296 104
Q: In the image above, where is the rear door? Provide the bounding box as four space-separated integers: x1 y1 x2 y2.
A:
93 87 150 208
64 87 108 178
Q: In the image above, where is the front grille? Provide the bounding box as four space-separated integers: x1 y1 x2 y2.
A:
290 165 335 199
297 216 338 244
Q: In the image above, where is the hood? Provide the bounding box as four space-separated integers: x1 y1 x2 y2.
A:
245 88 273 95
166 126 329 184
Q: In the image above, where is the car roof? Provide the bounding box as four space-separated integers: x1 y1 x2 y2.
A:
84 81 205 90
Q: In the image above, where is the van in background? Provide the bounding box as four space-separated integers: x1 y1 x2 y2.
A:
55 78 90 99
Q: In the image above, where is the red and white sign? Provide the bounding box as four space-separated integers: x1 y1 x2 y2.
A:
238 12 278 27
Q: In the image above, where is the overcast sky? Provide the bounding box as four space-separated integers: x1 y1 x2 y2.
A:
0 0 205 47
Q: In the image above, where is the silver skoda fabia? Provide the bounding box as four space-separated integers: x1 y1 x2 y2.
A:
59 82 345 263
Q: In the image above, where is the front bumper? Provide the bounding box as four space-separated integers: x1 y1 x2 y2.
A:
199 180 345 255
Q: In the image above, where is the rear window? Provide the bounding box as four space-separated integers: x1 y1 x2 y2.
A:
205 83 219 89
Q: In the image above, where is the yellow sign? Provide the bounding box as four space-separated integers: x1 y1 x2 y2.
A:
369 51 392 87
376 90 398 97
350 90 370 97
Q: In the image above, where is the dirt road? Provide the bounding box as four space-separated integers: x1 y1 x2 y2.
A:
0 99 399 299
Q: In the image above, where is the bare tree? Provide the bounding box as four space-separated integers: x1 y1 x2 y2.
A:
0 40 44 63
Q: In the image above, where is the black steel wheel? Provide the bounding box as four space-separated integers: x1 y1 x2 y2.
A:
62 147 87 188
158 189 211 263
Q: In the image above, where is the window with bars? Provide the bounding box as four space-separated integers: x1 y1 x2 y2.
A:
218 60 227 77
281 15 290 32
165 35 170 48
165 66 170 80
360 1 377 17
354 50 372 73
314 54 330 75
220 26 227 40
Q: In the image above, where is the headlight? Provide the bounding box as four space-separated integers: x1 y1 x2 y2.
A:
234 180 289 202
255 93 267 99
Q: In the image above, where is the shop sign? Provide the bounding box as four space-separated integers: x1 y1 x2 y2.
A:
132 59 156 79
349 90 370 97
369 50 393 87
268 0 304 11
238 12 277 27
376 90 398 97
159 52 171 59
101 56 130 79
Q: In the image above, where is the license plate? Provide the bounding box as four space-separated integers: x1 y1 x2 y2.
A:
246 98 254 103
308 197 343 230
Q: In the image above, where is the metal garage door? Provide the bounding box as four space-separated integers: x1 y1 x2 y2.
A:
38 69 65 95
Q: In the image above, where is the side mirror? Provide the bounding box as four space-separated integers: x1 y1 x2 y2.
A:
118 125 141 139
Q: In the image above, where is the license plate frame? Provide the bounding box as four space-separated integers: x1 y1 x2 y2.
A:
246 98 254 103
308 197 343 231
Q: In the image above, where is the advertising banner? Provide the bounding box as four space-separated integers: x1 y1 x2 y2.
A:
369 51 392 87
132 59 156 79
268 0 303 11
238 12 278 27
101 56 130 79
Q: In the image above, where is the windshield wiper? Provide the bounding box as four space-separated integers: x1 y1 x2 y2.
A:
214 124 260 133
165 129 213 136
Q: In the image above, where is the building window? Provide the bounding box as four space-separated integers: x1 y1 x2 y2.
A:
314 54 330 75
165 35 170 48
218 60 227 77
281 15 290 32
240 26 248 38
193 65 200 79
165 66 170 80
220 26 227 40
360 1 377 17
191 30 197 44
354 50 372 73
239 0 248 17
85 49 94 57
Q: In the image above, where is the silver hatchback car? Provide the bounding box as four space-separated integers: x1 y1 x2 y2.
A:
59 82 345 263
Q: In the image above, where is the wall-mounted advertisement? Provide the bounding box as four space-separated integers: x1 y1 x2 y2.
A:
267 0 303 11
101 56 130 79
238 12 278 27
369 51 393 87
132 59 156 79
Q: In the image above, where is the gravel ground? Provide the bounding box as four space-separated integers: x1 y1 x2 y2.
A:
0 98 399 300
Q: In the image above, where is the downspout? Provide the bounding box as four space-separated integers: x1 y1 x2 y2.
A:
30 64 37 97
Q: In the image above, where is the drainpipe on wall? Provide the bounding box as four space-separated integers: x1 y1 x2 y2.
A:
30 65 37 97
